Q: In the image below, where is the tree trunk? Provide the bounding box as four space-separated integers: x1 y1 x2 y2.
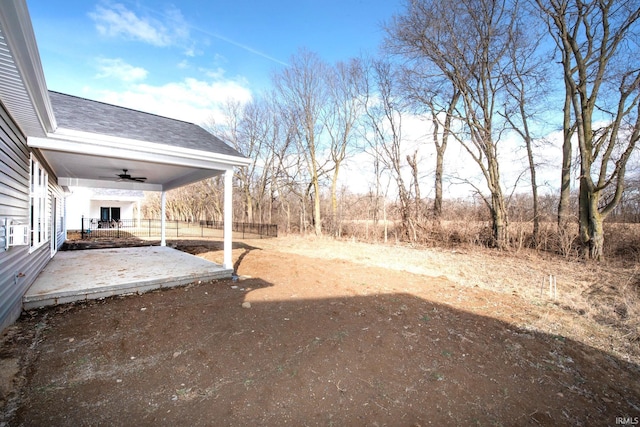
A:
312 177 322 236
383 198 388 244
407 150 421 224
397 178 413 242
490 186 509 249
245 187 253 223
434 147 443 220
557 90 573 232
331 163 340 237
300 197 306 235
579 178 604 260
432 91 458 222
285 202 291 234
486 145 509 249
525 135 539 246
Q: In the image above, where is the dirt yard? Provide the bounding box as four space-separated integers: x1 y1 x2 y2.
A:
1 236 639 426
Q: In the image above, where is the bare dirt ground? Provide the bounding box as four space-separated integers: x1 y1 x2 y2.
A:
1 235 639 426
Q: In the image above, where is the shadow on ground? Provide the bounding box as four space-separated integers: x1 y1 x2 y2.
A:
2 271 639 426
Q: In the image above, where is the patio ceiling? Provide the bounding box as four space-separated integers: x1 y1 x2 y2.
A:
26 148 226 192
28 127 247 192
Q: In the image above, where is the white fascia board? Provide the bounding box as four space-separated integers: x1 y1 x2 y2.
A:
29 127 252 168
0 0 57 134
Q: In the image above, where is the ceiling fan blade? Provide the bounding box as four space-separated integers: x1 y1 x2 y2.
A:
107 169 148 182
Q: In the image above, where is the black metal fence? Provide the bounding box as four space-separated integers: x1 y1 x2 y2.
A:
80 217 277 239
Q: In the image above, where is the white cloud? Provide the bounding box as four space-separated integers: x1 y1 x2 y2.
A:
95 58 148 82
89 2 189 47
94 77 253 125
201 67 226 80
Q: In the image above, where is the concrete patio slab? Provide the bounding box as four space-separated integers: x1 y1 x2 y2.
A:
23 246 232 310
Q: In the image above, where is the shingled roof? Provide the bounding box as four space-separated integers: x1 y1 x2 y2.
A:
48 91 244 158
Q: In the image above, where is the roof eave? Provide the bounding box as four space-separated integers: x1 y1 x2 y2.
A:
28 128 252 169
0 0 56 136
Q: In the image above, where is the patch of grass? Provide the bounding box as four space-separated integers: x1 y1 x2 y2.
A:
74 356 89 366
430 372 444 381
331 330 349 342
176 387 190 396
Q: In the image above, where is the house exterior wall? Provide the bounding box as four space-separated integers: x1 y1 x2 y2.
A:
64 186 90 231
89 200 136 221
65 188 138 230
0 101 64 332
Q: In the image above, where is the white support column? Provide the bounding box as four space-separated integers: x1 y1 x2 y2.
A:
160 190 166 247
223 169 233 270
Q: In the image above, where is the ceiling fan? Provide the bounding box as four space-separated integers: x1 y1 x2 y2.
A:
116 169 147 183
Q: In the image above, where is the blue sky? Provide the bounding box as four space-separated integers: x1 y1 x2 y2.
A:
28 0 403 125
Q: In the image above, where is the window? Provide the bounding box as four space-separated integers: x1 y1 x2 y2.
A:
30 155 49 249
100 207 121 221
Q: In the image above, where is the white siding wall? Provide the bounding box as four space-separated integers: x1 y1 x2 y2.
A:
0 102 64 332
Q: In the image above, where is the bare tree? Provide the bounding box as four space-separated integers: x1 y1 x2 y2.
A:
208 100 255 222
274 48 329 236
361 58 416 241
159 180 223 222
500 11 549 245
395 49 461 222
238 97 281 224
324 59 363 236
386 0 522 248
536 0 640 259
430 91 460 222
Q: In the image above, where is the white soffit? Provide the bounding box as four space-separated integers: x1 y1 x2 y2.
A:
0 0 56 138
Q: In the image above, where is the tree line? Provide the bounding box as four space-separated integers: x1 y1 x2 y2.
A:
144 0 640 261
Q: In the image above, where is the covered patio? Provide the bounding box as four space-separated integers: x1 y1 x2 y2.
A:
20 91 251 308
0 1 250 321
23 246 231 310
28 91 251 271
22 90 250 307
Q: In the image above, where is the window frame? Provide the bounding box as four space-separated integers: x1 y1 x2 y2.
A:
29 154 49 251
